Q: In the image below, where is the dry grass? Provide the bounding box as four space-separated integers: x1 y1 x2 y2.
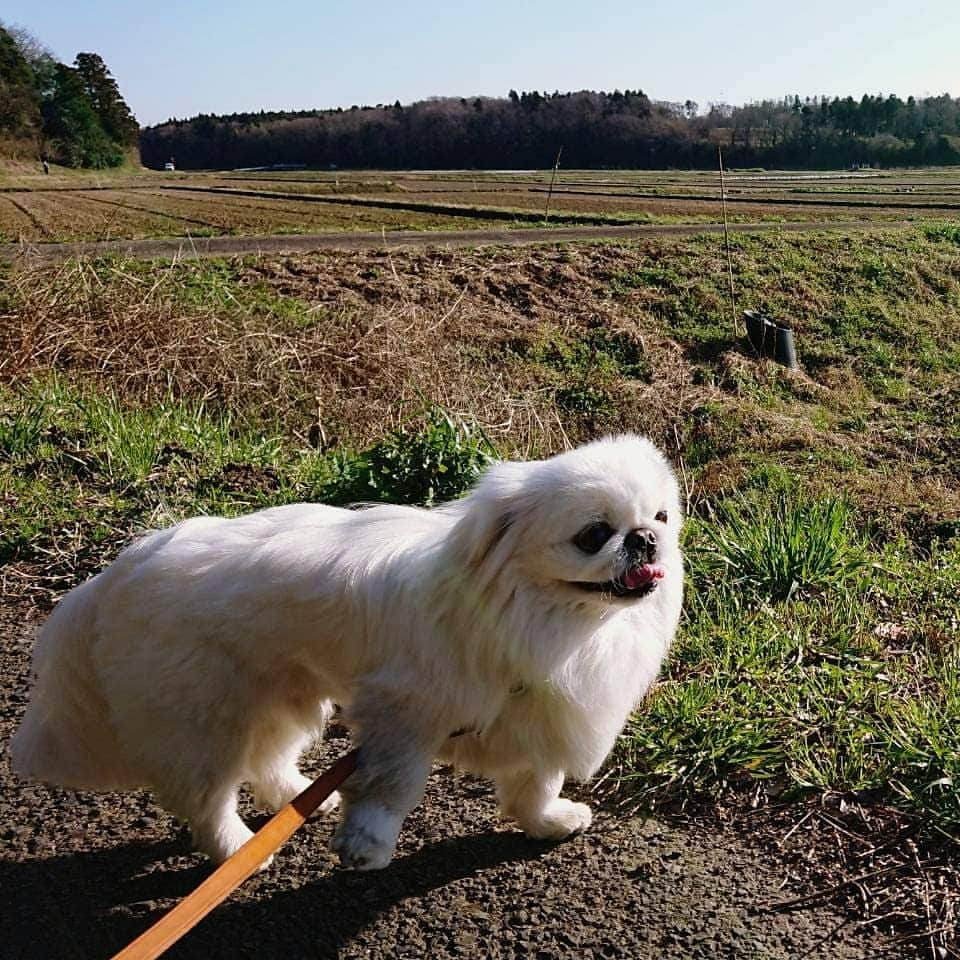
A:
0 245 702 457
2 230 959 953
756 799 959 958
2 232 958 527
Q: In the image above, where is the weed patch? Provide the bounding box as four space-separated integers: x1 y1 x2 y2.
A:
620 536 960 830
688 494 867 605
317 408 496 506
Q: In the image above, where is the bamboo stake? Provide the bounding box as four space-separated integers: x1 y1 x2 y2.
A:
718 145 738 333
544 146 563 223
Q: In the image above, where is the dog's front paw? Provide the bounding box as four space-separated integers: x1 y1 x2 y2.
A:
521 799 593 841
331 806 398 871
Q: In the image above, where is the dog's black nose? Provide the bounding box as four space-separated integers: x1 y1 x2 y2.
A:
624 527 657 562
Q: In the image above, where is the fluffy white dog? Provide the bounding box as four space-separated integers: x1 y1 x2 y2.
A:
12 434 683 870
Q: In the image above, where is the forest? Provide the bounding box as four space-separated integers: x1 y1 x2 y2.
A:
140 89 960 171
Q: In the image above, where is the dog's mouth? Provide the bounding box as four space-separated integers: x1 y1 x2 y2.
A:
571 563 665 599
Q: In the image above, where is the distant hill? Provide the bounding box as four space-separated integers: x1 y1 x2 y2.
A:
141 90 960 171
0 22 138 168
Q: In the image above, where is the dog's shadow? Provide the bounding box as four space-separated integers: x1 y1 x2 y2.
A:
0 828 551 960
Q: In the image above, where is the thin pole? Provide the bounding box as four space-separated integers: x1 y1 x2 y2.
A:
544 146 563 223
718 145 738 333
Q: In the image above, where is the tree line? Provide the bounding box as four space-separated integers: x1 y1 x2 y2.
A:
4 24 957 174
140 89 960 171
0 22 138 168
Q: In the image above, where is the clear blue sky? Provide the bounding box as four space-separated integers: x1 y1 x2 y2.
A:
3 1 957 127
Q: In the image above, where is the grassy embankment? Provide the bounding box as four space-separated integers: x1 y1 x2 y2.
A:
1 227 958 844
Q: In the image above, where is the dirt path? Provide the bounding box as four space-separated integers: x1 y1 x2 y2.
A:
0 218 913 264
0 605 902 959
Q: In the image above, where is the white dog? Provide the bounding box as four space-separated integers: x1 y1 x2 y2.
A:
12 434 683 870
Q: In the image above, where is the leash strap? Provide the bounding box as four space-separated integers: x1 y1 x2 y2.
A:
111 749 359 960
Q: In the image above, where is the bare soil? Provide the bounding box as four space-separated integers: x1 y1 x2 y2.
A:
3 166 957 245
0 603 903 960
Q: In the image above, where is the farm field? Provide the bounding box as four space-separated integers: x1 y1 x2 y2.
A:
1 166 960 244
1 225 959 955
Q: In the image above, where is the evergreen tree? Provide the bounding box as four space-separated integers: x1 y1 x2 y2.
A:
74 52 139 145
0 24 137 168
42 63 122 168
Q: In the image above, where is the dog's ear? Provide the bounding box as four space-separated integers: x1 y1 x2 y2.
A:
451 461 529 570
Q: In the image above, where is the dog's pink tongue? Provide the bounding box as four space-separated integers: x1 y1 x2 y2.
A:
625 564 666 590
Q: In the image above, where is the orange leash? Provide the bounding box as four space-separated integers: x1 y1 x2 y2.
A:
111 749 359 960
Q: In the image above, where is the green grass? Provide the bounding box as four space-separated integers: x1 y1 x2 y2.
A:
510 323 652 427
621 533 960 829
689 494 867 604
2 226 959 840
0 380 492 575
315 407 496 506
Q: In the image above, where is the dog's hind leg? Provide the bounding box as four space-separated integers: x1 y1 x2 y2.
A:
495 768 592 840
248 700 340 814
251 760 315 814
191 785 258 865
154 776 257 866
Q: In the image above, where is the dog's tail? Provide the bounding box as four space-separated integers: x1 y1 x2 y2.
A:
11 576 136 790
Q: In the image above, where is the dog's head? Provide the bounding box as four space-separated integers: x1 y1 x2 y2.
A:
451 435 682 611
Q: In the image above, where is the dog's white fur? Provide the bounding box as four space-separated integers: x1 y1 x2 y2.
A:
12 435 682 870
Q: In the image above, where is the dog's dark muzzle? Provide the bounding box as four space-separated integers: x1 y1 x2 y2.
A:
623 527 658 565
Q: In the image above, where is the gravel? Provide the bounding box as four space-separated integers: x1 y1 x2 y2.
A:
0 603 902 959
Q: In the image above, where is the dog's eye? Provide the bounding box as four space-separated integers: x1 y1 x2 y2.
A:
655 510 668 524
573 521 614 554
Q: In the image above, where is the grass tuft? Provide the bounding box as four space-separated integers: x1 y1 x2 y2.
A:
689 494 867 605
